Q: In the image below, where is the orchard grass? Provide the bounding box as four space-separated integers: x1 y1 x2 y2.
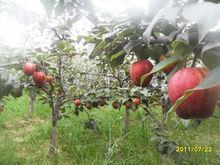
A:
0 94 219 165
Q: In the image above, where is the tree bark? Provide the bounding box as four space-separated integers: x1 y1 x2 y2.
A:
124 108 130 134
48 99 60 156
28 91 36 118
161 97 172 117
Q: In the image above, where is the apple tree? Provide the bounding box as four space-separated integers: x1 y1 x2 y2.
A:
2 0 220 159
81 0 220 156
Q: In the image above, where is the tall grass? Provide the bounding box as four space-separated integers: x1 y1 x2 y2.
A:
0 94 220 164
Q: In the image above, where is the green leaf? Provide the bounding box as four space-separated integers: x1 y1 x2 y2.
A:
140 41 191 86
113 28 143 44
151 54 181 72
74 107 79 116
153 20 177 36
149 45 164 63
197 66 220 88
56 40 68 49
110 50 125 61
124 40 141 54
143 4 181 44
182 2 220 42
90 40 105 58
201 43 220 69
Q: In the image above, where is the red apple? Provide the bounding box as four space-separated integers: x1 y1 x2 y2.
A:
168 67 218 119
74 99 81 106
129 60 153 87
132 98 140 106
33 71 45 86
112 101 119 109
159 55 176 74
23 62 36 75
97 98 107 107
125 101 131 109
85 102 93 110
45 75 53 83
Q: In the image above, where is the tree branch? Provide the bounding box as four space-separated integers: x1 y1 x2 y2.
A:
42 87 50 95
192 45 202 67
57 58 67 98
60 97 74 106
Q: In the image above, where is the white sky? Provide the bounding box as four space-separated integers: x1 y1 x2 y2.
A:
1 0 220 50
11 0 45 14
0 0 149 48
92 0 149 15
0 0 45 48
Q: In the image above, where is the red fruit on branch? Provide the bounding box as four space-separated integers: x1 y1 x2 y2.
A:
85 102 93 110
97 98 107 107
159 55 176 74
74 99 81 106
168 67 218 119
45 75 54 83
125 101 131 109
129 60 153 87
23 62 36 75
112 101 119 109
33 71 46 86
132 98 140 106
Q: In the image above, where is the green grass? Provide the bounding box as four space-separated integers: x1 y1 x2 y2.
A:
0 94 220 165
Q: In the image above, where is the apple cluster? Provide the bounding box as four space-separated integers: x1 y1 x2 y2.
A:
22 62 53 86
129 59 219 119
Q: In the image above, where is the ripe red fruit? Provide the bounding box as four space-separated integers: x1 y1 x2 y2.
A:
85 102 93 110
112 101 119 109
74 99 81 106
168 67 218 119
130 60 153 87
45 75 53 83
97 98 107 107
132 98 140 106
33 71 45 86
125 101 131 109
23 62 36 75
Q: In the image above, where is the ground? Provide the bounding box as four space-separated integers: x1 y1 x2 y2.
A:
0 94 220 165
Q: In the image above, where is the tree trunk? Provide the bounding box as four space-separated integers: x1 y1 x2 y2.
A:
161 98 171 117
28 91 36 118
124 108 130 134
49 126 57 156
48 100 60 156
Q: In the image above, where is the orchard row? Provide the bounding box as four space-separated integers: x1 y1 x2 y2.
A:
23 58 220 120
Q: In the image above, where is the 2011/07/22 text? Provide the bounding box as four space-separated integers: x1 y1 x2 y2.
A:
176 146 212 152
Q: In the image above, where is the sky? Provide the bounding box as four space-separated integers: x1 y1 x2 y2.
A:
0 0 149 49
1 0 219 50
0 0 45 48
